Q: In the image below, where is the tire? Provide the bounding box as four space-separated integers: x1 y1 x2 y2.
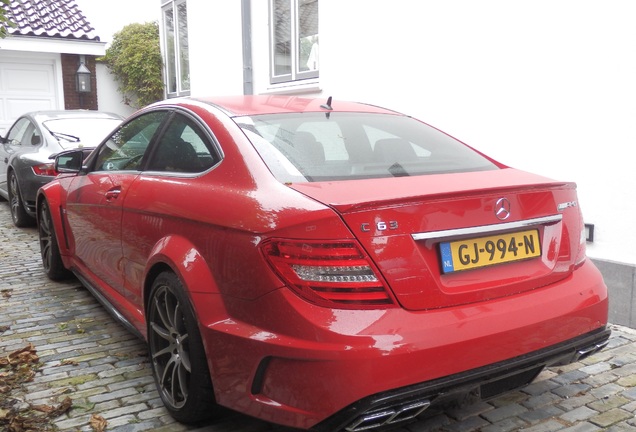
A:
147 272 220 423
38 200 72 280
8 171 35 227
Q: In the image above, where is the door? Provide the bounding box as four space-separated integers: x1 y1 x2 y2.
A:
64 111 167 295
0 117 37 195
0 59 57 135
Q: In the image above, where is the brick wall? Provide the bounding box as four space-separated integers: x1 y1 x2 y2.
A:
61 53 98 110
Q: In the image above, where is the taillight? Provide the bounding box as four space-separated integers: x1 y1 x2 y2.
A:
32 163 58 177
261 239 395 309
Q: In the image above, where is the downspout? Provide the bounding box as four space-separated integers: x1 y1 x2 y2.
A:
241 0 253 95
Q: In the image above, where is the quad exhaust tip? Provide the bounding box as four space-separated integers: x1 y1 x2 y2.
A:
345 400 431 431
574 340 609 362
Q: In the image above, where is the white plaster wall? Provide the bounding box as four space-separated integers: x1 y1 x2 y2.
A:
317 0 636 265
185 0 636 265
96 63 136 117
186 2 245 96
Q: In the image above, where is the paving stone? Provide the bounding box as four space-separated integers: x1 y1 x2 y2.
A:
590 408 633 428
101 403 150 420
446 400 493 421
552 369 589 385
523 379 560 396
479 416 529 432
560 423 602 432
2 202 636 432
523 392 563 409
481 403 528 423
88 387 140 403
54 413 96 430
520 419 566 432
560 406 597 423
552 382 592 398
588 394 631 413
440 415 490 432
518 405 564 424
589 383 627 401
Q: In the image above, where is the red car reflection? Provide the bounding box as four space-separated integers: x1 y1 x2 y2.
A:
36 96 609 431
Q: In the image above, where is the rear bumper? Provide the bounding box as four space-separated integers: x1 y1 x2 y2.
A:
19 168 53 214
313 326 610 432
194 259 608 430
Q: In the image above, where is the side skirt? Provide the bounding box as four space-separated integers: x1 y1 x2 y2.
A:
73 271 145 341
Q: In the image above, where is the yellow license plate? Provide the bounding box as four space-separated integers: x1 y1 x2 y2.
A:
439 229 541 273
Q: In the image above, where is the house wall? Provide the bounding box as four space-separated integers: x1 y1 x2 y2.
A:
185 2 244 95
181 0 636 325
315 1 636 269
96 63 137 118
184 0 636 266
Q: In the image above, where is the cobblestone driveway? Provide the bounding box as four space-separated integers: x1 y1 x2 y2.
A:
1 201 635 432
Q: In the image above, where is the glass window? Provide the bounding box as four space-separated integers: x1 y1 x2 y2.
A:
94 112 166 171
236 113 498 183
177 2 190 92
163 0 190 97
6 118 32 145
270 0 319 84
164 7 177 94
147 114 218 173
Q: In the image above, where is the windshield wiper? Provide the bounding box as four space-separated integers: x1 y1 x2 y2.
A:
50 131 80 142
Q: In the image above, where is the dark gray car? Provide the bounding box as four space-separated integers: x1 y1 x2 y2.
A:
0 110 123 227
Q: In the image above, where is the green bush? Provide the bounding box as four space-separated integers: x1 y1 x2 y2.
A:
102 22 164 108
0 0 17 39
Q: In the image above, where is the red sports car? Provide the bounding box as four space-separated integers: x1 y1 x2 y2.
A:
37 96 609 431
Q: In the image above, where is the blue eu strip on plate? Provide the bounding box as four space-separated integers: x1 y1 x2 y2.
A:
440 242 454 273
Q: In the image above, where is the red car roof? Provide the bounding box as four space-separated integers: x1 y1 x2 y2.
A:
188 95 400 116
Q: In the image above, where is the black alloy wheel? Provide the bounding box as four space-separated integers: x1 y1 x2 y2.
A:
147 272 219 423
8 171 35 227
38 200 71 280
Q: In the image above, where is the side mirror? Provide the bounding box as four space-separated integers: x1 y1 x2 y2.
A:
54 149 87 174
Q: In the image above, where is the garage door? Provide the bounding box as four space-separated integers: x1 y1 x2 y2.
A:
0 60 58 135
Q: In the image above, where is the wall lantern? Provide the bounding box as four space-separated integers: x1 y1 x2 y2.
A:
76 57 92 93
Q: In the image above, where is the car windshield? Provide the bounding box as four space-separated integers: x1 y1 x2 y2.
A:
236 112 498 183
43 118 122 150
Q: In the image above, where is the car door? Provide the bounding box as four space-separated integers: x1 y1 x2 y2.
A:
119 111 222 304
0 118 33 195
64 111 167 295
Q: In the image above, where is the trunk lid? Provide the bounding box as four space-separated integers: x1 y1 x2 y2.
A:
290 168 584 311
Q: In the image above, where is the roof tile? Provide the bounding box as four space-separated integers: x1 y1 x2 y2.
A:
4 0 100 41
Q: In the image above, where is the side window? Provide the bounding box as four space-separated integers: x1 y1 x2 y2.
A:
6 118 31 146
147 114 218 173
94 112 166 171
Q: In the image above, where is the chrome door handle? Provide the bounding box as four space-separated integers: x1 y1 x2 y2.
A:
105 188 121 200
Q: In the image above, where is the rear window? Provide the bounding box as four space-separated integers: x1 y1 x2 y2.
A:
236 112 498 183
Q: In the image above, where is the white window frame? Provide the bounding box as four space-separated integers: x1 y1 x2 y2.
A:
162 0 190 98
269 0 319 85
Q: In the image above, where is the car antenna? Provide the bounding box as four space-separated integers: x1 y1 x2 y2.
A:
320 96 333 110
320 96 333 119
